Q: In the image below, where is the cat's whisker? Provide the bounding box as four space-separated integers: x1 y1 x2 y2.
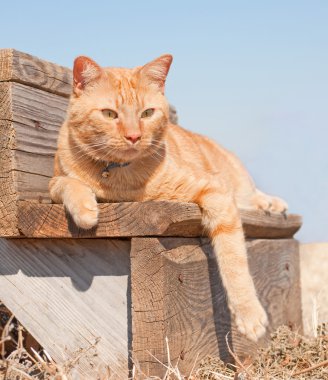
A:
146 152 164 165
67 147 121 162
61 141 122 157
60 141 117 151
147 145 173 162
59 145 106 154
146 151 168 166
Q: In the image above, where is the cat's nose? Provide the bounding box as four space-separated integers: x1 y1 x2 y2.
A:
124 134 141 144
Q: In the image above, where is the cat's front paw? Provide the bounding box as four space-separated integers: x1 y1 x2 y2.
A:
64 187 99 230
233 301 268 342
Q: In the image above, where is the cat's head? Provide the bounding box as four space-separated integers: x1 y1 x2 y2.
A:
67 54 173 163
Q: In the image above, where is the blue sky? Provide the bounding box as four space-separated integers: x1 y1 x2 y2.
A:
1 1 327 242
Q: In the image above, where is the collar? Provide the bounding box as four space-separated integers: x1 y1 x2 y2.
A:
102 161 130 177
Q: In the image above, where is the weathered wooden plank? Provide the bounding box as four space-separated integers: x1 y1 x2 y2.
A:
0 49 72 97
15 201 302 239
0 118 18 236
131 237 302 376
0 238 131 379
0 81 68 224
0 80 302 239
0 81 67 156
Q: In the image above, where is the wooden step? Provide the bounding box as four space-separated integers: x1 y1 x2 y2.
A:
0 49 303 379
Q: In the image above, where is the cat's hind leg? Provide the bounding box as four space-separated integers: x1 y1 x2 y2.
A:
193 182 268 341
252 189 288 214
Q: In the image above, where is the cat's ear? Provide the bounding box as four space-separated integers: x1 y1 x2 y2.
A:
73 56 102 95
139 54 173 93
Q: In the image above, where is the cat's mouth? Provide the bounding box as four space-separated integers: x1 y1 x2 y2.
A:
120 145 142 158
111 145 142 161
88 139 156 163
123 146 139 153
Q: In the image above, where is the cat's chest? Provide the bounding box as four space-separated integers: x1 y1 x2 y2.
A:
90 170 152 202
83 159 184 202
96 185 145 202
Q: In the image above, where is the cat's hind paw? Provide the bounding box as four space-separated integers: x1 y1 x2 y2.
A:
253 190 288 214
233 301 268 342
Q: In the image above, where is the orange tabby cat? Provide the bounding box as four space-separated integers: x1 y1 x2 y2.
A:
49 54 288 342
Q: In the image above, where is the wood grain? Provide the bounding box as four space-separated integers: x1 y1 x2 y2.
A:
0 79 19 235
0 119 18 236
0 49 72 97
131 237 302 376
1 81 68 156
14 201 302 239
0 81 68 207
0 238 131 379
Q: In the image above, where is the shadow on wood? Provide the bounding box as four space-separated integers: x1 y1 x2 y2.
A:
131 237 301 377
0 238 132 378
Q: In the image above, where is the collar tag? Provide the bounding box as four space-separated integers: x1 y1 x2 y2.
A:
102 162 130 177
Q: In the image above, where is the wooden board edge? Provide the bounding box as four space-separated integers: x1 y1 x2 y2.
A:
0 49 13 82
8 201 303 239
0 83 19 236
0 48 72 98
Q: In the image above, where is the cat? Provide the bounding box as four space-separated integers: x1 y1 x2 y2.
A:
49 54 288 342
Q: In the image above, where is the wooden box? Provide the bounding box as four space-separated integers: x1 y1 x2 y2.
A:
0 49 302 379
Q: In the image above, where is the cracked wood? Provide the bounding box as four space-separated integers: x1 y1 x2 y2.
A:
0 49 72 97
0 81 68 234
130 237 302 376
13 201 302 239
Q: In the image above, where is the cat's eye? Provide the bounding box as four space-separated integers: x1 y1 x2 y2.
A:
102 109 118 119
141 108 155 118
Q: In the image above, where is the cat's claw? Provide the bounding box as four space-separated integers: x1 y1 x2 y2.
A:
253 190 288 215
270 197 288 214
233 301 268 342
264 209 271 216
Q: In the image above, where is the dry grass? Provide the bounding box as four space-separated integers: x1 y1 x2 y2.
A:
195 325 328 380
1 310 327 380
